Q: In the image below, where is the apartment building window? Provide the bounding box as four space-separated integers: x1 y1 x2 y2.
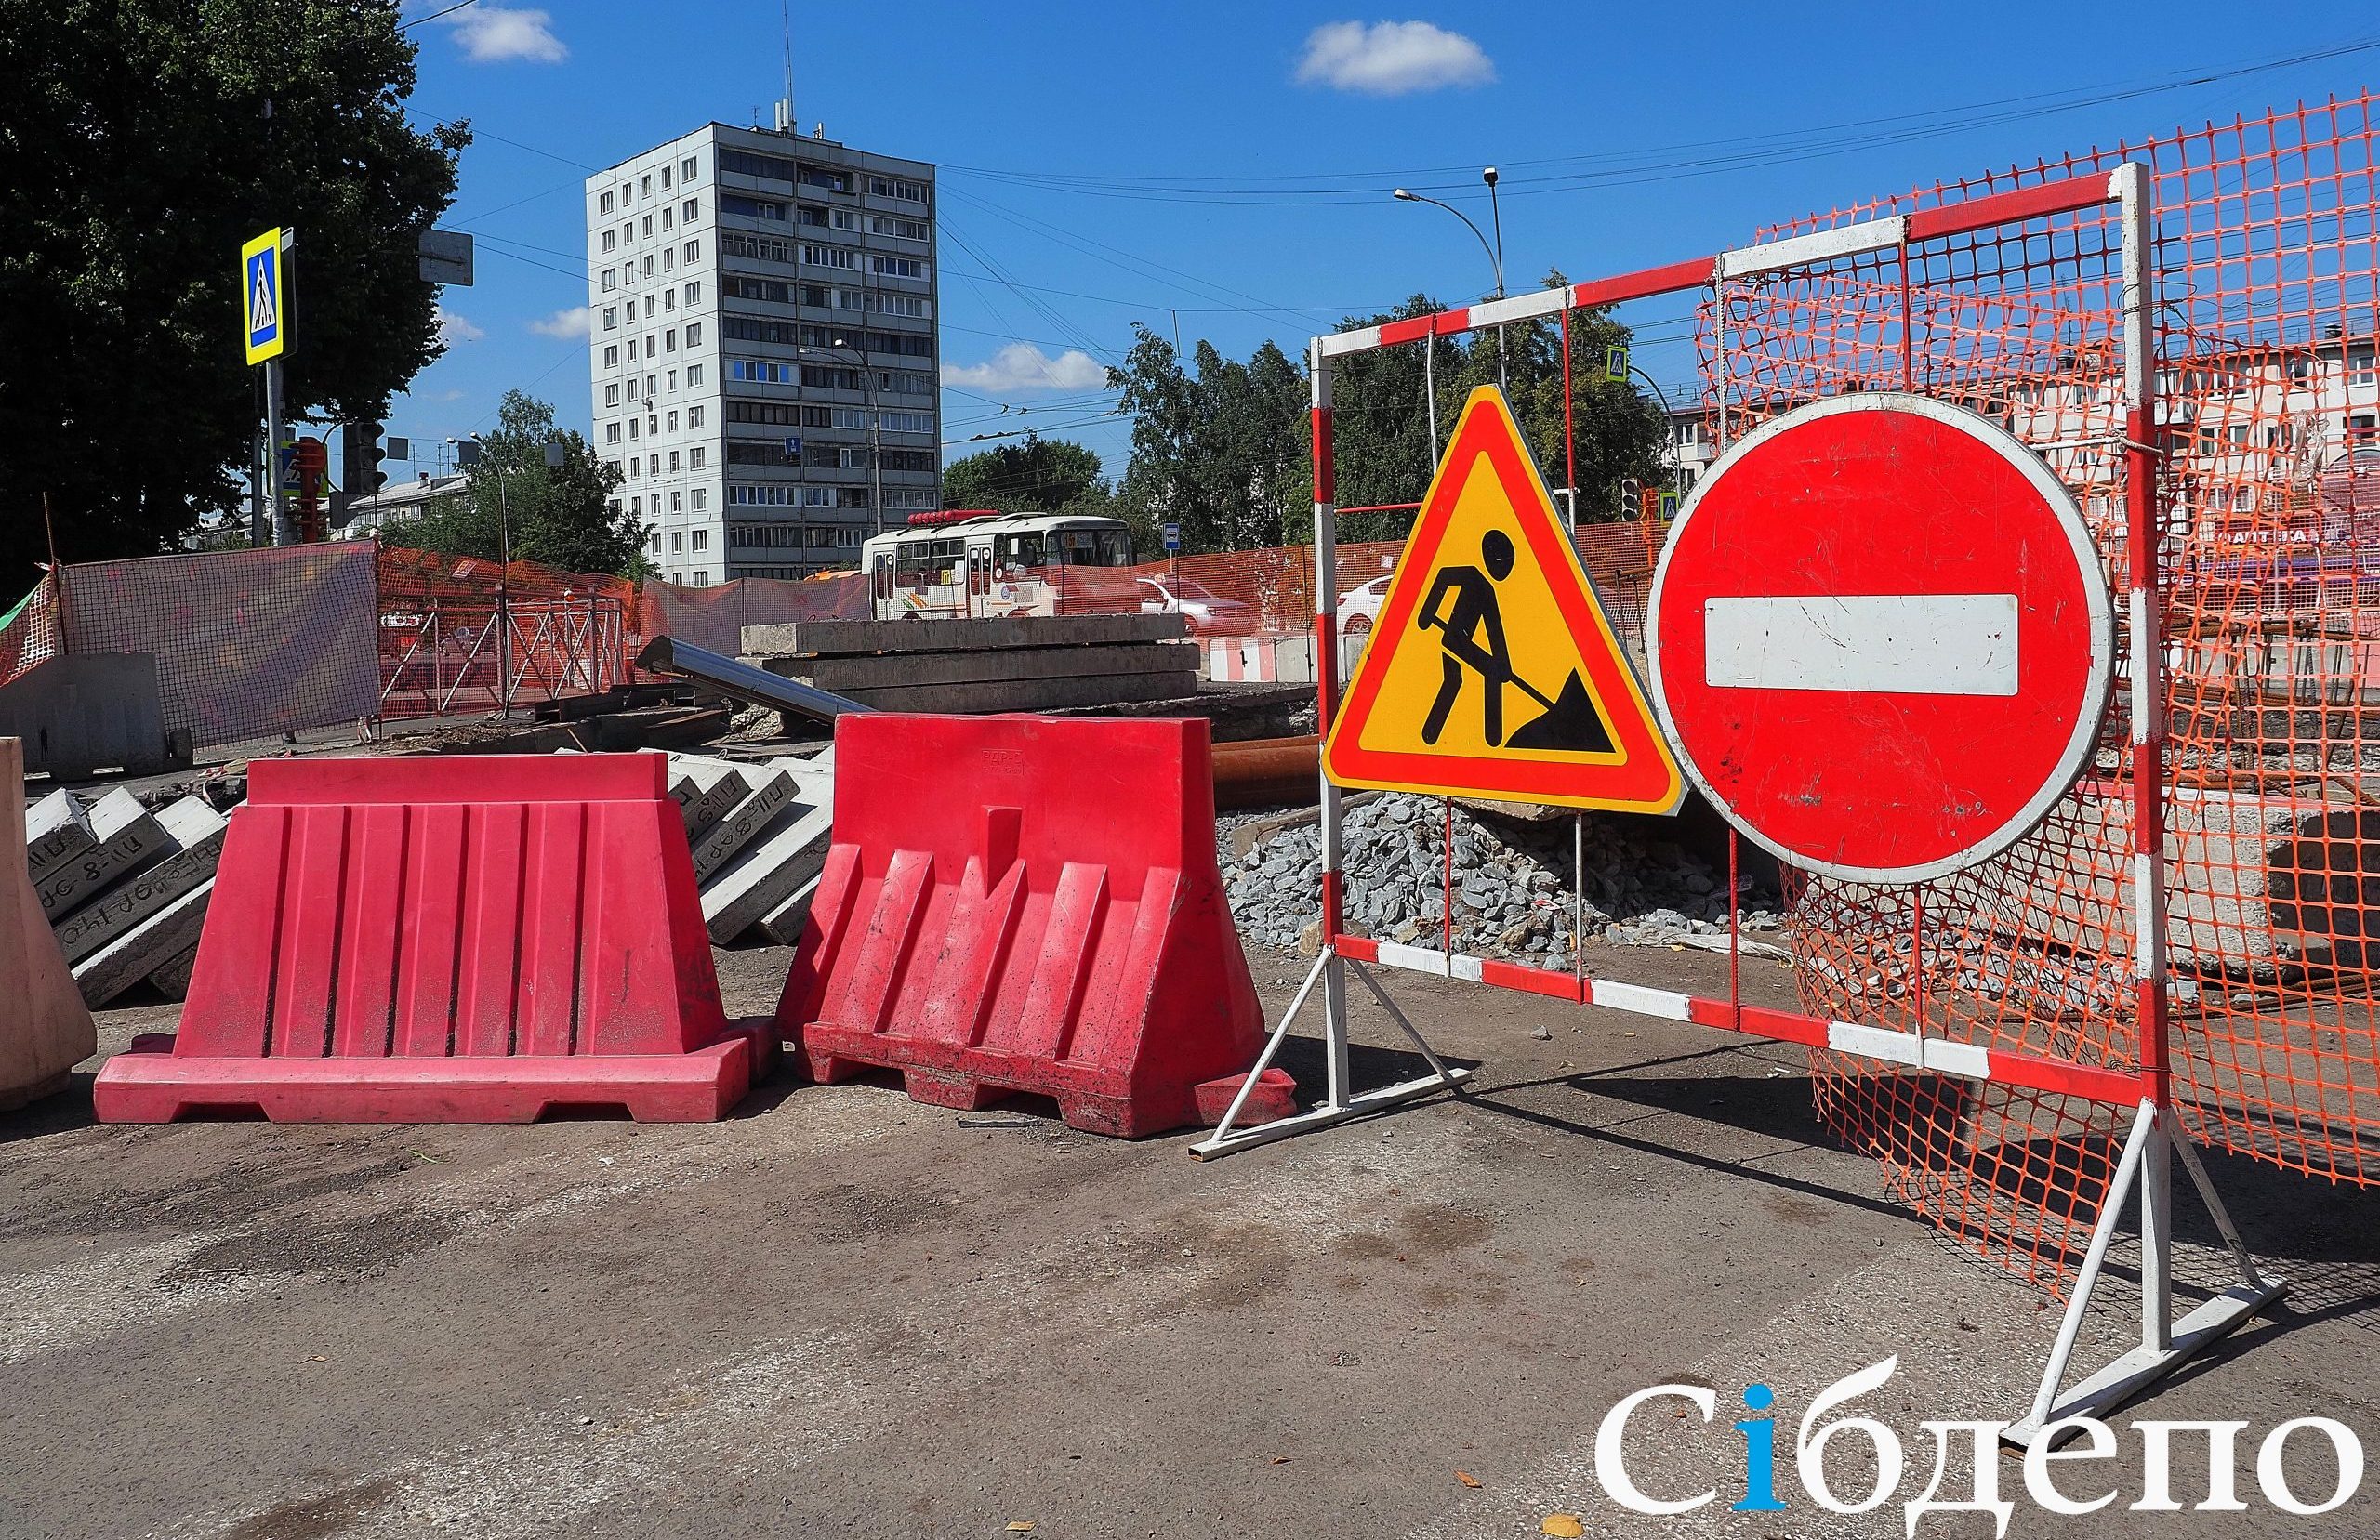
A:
681 155 698 181
601 270 616 293
603 345 619 368
798 165 850 194
870 294 931 319
602 307 618 331
647 531 660 554
627 378 640 401
642 255 654 277
647 414 658 435
604 383 621 406
601 230 615 255
683 280 702 304
605 423 622 444
668 451 681 472
663 288 675 313
600 190 615 214
668 410 679 432
666 369 678 391
619 221 632 246
641 174 653 197
671 492 682 513
660 165 672 191
641 215 654 238
692 488 707 510
868 216 930 242
645 374 656 396
881 410 933 433
687 363 704 385
662 247 674 271
648 454 659 476
2351 344 2377 385
871 255 929 281
646 332 656 354
868 176 928 204
626 338 639 361
619 182 630 204
691 530 708 551
669 531 684 553
684 239 700 263
688 408 706 429
665 328 677 353
801 244 856 270
693 572 709 586
720 193 786 221
685 322 703 346
627 418 640 441
661 206 673 230
722 231 795 264
681 198 699 223
689 445 707 467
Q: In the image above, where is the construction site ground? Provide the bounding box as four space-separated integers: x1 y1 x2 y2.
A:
4 940 2373 1540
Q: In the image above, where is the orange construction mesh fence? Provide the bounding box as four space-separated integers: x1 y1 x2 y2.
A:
1710 95 2380 1295
638 571 870 657
1297 93 2380 1298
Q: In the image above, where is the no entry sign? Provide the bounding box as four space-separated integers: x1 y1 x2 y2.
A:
1648 393 2114 883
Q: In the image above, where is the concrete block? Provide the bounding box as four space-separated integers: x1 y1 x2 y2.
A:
23 790 93 881
36 788 167 918
774 641 1194 694
73 878 214 1007
0 652 168 777
700 757 834 944
50 797 229 966
689 768 797 883
758 875 826 948
147 942 200 1001
2 740 97 1110
667 755 747 838
741 612 1185 657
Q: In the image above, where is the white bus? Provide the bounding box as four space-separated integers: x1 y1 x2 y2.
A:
862 509 1135 620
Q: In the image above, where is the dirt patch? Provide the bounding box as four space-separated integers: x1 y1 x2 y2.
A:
222 1477 397 1540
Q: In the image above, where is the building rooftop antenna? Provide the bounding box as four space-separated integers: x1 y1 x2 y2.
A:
774 0 795 135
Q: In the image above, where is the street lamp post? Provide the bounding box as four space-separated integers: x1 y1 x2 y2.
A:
1393 172 1508 388
800 341 886 542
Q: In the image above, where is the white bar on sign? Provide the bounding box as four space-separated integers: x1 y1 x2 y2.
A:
1703 594 2019 696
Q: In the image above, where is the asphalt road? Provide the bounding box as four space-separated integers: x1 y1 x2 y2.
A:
2 940 2373 1539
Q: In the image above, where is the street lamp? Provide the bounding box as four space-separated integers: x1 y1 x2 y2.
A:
1392 172 1508 388
796 341 887 541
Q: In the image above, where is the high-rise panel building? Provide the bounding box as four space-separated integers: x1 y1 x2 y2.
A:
584 121 939 585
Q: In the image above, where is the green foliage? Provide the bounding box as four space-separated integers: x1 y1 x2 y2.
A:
940 433 1105 514
1105 275 1667 553
388 392 643 577
0 0 467 587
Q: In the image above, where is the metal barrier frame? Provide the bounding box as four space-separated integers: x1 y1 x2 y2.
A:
1194 162 2283 1443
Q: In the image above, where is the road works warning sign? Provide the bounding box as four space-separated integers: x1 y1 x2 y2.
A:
1323 387 1684 813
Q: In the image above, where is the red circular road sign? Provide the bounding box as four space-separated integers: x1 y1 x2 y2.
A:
1648 394 2114 883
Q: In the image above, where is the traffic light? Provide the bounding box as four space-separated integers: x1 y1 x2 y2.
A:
340 421 390 495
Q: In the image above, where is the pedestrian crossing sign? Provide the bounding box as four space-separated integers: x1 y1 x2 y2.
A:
242 229 285 365
1322 386 1683 813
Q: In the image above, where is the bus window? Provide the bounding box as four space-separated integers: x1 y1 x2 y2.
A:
1094 528 1131 566
997 532 1046 573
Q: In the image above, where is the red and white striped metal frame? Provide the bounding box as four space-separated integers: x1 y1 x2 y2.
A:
1194 162 2281 1446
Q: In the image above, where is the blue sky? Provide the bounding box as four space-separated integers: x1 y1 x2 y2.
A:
388 0 2380 482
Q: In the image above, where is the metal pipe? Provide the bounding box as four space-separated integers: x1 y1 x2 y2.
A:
633 636 870 724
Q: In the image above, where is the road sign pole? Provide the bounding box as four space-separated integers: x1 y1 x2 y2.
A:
264 358 289 546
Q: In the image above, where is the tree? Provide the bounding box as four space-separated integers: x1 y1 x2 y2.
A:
940 433 1104 513
388 392 643 577
0 1 468 590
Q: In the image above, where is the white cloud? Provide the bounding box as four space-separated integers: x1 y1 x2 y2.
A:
526 305 591 340
435 306 483 346
942 344 1108 395
443 4 567 64
1295 20 1494 95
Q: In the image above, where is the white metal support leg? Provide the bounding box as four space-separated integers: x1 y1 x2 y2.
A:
1188 951 1472 1160
2003 1099 2284 1448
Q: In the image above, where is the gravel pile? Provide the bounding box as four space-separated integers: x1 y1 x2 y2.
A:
1222 793 1778 958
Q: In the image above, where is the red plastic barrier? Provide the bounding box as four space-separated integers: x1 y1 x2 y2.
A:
776 714 1282 1136
93 755 766 1123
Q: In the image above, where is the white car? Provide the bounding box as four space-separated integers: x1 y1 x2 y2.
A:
1137 576 1247 635
1336 575 1392 635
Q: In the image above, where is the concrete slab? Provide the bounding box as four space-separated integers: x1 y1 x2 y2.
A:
667 755 748 839
776 641 1194 694
72 878 214 1007
757 874 826 947
689 768 797 884
50 796 229 966
812 669 1201 716
23 789 93 880
36 787 168 918
741 612 1184 657
146 941 200 1001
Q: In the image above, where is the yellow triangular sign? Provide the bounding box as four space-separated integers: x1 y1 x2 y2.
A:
1323 387 1683 813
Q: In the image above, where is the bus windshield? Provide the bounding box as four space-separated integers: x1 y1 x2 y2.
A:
1052 527 1132 567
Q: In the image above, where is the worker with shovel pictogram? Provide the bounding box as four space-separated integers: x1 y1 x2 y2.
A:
1417 530 1615 754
